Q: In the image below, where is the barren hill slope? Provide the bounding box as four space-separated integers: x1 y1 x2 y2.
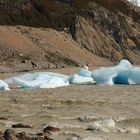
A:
0 0 139 72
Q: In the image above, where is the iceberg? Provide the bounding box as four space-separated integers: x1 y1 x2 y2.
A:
68 66 95 84
92 67 117 85
115 67 140 85
4 67 95 89
78 66 92 77
13 77 69 89
68 74 95 84
2 59 140 90
92 59 140 85
5 72 69 84
6 72 69 89
0 80 10 90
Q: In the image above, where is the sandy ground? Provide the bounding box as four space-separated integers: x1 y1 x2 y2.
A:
0 67 140 140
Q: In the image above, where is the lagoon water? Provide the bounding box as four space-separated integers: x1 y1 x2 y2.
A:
0 67 140 140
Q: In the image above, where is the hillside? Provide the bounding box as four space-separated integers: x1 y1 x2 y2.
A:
0 0 139 72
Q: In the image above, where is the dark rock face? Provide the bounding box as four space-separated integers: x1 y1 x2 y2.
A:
75 0 140 63
4 129 19 140
0 0 76 29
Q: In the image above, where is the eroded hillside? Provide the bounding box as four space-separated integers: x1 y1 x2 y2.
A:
0 0 139 72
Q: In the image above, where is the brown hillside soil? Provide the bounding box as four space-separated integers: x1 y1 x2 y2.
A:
0 26 111 72
0 0 139 72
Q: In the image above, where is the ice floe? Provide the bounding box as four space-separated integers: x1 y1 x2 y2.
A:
92 59 133 85
4 72 70 89
3 67 95 90
87 118 116 132
0 80 10 90
1 59 140 90
68 74 95 84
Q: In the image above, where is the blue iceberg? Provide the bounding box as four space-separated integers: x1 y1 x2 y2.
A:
69 66 95 84
2 59 140 90
92 59 140 85
78 66 92 77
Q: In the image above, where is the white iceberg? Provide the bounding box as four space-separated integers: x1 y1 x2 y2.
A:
5 72 69 84
68 74 95 84
68 66 95 84
2 59 140 90
0 80 10 90
7 73 69 89
4 67 95 89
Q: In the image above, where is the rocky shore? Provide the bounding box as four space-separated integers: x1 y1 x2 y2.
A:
0 123 62 140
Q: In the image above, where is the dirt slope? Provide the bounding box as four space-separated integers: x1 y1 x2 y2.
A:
0 26 110 72
0 0 139 72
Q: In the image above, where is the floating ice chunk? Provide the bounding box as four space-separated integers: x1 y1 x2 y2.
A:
0 80 10 90
128 79 136 85
113 69 130 84
13 78 39 88
92 59 133 85
5 72 69 84
5 73 37 84
113 67 140 85
40 77 69 88
118 59 132 68
4 59 140 89
13 74 69 89
5 72 69 89
92 67 117 85
78 67 92 77
127 67 140 84
88 119 116 132
68 74 95 84
83 65 88 70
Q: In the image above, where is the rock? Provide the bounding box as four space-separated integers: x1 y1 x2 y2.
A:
4 129 19 140
43 126 60 134
2 129 53 140
31 61 37 69
12 123 32 129
0 131 4 140
0 117 8 120
36 133 44 137
21 60 28 64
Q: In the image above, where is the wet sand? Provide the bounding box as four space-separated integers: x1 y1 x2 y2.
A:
0 67 140 140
